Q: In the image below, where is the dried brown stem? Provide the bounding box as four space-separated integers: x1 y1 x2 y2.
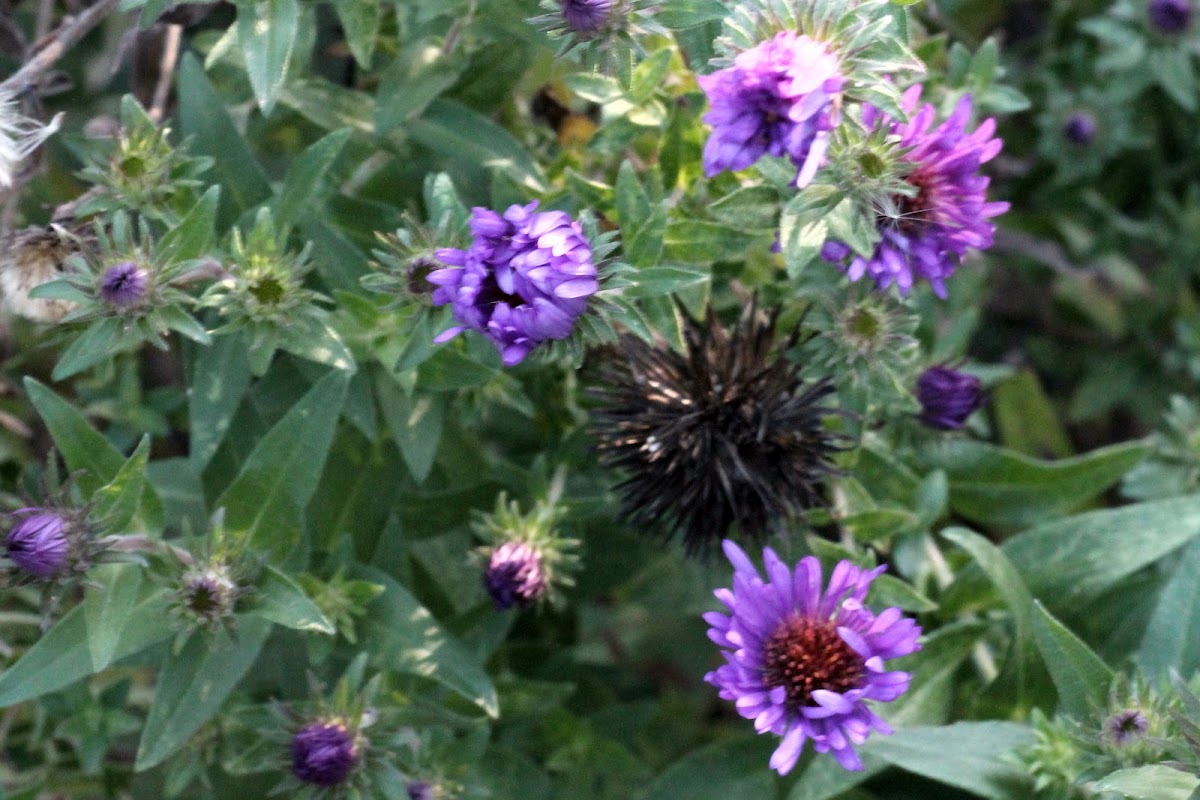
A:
148 22 181 124
0 0 121 94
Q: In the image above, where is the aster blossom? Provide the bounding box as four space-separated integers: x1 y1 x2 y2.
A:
290 719 359 787
705 541 920 773
915 364 985 430
5 508 71 577
98 261 149 308
430 201 598 366
484 540 547 610
823 86 1009 298
560 0 613 33
699 31 844 187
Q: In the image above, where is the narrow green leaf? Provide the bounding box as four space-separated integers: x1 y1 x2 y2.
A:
189 332 253 470
376 53 464 136
276 128 352 231
253 566 334 634
216 370 349 562
869 722 1035 798
0 591 173 706
375 375 444 484
134 617 272 770
235 0 300 115
1095 766 1200 800
932 439 1149 528
93 435 162 535
177 55 272 228
354 565 498 717
1137 537 1200 679
52 317 125 380
1031 600 1113 717
158 185 220 263
408 99 545 193
83 563 144 672
655 0 729 28
642 736 775 800
24 378 124 494
332 0 380 67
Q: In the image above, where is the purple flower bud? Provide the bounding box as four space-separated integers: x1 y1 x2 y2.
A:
407 781 436 800
99 261 149 307
5 509 70 577
484 541 547 610
1063 111 1097 145
1106 709 1150 745
290 720 358 787
1148 0 1192 33
560 0 613 33
916 366 985 431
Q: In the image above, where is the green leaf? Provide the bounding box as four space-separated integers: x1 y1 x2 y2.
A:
177 55 272 228
1150 48 1198 112
189 332 253 470
333 0 380 67
0 591 173 706
1031 600 1113 717
992 368 1073 459
943 527 1036 704
656 0 729 28
354 565 498 717
663 221 759 263
624 266 710 297
253 565 335 634
408 99 545 193
93 435 162 535
932 439 1149 528
787 753 885 800
375 375 444 484
216 370 349 563
52 317 125 380
134 617 272 770
376 51 465 136
25 378 124 494
1137 537 1200 679
276 128 351 231
709 186 781 231
236 0 300 115
869 721 1035 798
1094 766 1200 800
278 314 356 371
642 736 775 800
159 186 220 263
83 563 145 672
945 494 1200 619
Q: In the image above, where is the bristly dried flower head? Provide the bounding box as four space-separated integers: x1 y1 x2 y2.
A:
699 31 844 187
591 301 845 556
705 541 920 773
821 87 1008 298
0 88 61 188
0 225 83 323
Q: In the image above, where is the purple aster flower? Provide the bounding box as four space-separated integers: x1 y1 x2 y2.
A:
429 201 598 366
484 541 547 610
1105 709 1150 746
290 720 359 787
98 261 149 307
1148 0 1192 33
698 31 844 188
822 87 1009 298
915 365 985 431
5 508 70 577
1063 111 1098 146
560 0 613 33
705 541 921 774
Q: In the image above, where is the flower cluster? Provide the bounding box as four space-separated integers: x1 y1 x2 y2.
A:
821 87 1008 298
430 202 598 365
704 542 921 773
699 31 844 187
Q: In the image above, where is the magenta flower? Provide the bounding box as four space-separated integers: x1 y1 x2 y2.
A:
698 31 844 187
822 87 1008 298
705 541 921 773
484 540 547 610
429 202 597 366
560 0 613 33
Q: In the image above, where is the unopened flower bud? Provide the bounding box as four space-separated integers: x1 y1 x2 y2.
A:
916 366 985 431
1105 709 1150 746
1063 111 1097 146
290 720 359 787
5 509 70 577
1148 0 1192 33
178 566 238 629
98 261 149 307
560 0 614 34
484 541 547 610
407 780 437 800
